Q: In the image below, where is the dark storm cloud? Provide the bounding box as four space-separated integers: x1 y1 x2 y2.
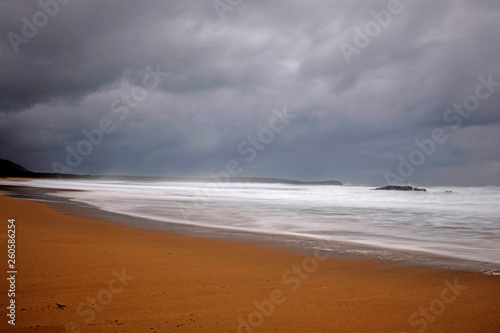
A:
1 0 499 185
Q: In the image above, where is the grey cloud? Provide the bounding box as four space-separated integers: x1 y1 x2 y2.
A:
1 0 499 185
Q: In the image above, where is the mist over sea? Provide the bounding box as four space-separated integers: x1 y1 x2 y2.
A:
3 179 499 269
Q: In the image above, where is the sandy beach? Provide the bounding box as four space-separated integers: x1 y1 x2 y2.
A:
0 193 499 332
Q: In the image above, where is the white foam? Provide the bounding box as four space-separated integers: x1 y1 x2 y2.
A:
2 179 500 265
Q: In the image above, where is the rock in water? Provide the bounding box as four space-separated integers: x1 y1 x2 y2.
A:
373 185 426 192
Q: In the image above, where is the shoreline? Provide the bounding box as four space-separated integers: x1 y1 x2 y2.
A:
1 182 499 274
0 192 500 331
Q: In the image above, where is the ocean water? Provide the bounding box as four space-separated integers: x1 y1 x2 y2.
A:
3 179 500 268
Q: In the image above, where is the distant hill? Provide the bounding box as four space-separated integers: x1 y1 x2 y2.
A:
0 159 36 177
224 177 342 186
0 159 90 179
0 159 342 185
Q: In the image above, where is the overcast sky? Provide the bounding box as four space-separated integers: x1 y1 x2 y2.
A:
1 0 499 186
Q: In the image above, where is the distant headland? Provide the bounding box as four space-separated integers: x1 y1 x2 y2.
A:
0 159 343 186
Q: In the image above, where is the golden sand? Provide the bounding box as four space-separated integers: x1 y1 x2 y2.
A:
0 195 498 332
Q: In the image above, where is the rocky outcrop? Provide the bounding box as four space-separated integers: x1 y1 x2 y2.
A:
373 185 426 192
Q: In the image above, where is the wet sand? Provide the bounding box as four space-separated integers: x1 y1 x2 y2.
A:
0 194 499 332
